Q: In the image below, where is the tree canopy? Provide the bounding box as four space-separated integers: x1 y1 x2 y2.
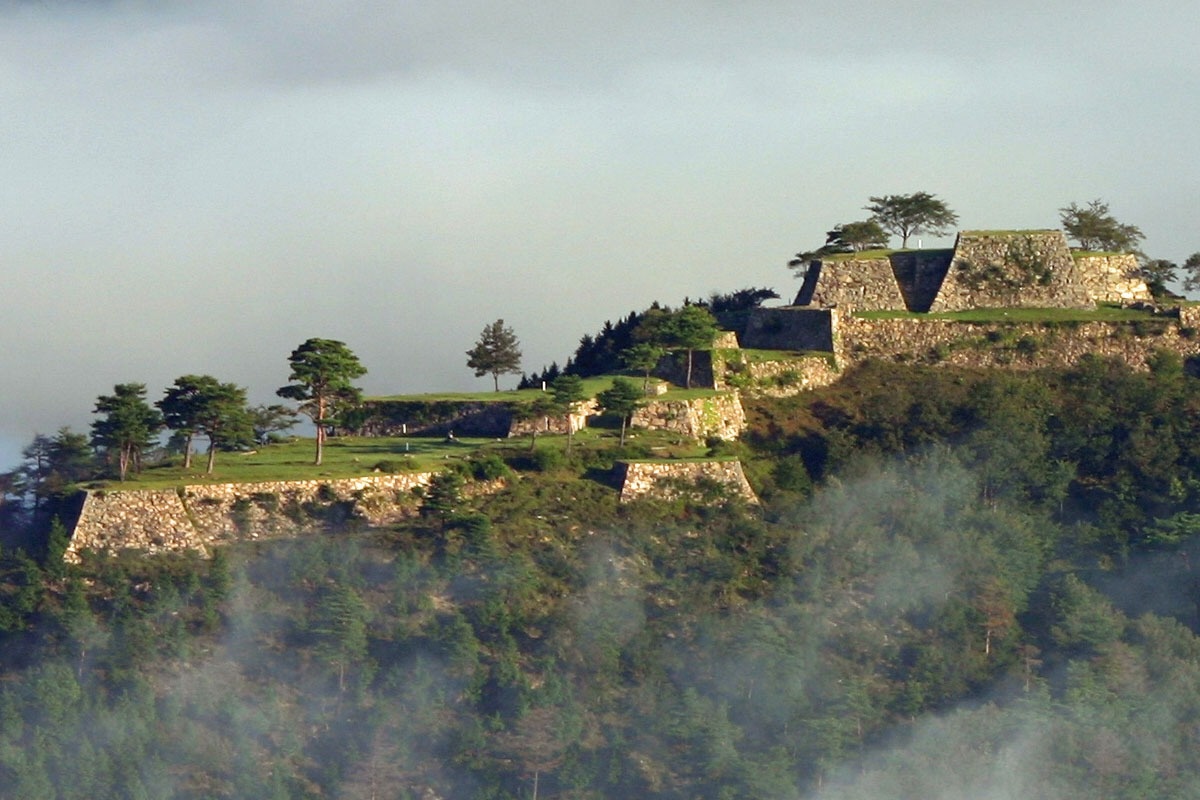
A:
91 384 162 481
158 375 252 472
467 319 523 392
597 377 643 445
1059 199 1144 253
865 192 959 248
277 338 367 466
655 305 719 389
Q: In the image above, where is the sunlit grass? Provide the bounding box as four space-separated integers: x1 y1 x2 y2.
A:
97 424 712 490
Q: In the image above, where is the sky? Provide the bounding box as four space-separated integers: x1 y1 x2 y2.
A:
3 0 1199 471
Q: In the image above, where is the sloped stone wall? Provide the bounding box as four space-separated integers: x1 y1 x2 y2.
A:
794 231 1150 314
67 473 435 561
1074 254 1152 303
617 460 759 504
631 393 746 441
794 259 907 309
931 231 1092 312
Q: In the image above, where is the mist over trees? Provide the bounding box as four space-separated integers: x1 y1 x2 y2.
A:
3 357 1200 797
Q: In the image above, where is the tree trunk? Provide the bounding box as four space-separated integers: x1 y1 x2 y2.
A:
315 424 325 466
619 417 628 446
182 432 194 469
206 441 217 474
493 373 500 392
686 348 694 389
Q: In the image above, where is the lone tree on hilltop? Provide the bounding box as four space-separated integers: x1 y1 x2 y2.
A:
1059 199 1144 254
467 319 523 391
91 383 163 481
277 338 367 466
865 192 959 248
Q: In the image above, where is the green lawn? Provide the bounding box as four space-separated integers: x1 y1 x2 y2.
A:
96 424 713 490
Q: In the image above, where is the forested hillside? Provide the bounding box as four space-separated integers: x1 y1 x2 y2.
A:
4 355 1200 798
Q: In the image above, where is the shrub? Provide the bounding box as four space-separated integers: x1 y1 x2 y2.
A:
469 454 511 481
1015 335 1041 358
531 448 565 472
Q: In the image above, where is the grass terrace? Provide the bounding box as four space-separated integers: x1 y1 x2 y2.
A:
94 425 713 491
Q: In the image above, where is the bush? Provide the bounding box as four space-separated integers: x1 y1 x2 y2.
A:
531 448 565 472
372 458 418 473
469 454 511 481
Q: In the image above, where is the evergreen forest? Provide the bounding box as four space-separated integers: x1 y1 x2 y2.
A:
4 354 1200 798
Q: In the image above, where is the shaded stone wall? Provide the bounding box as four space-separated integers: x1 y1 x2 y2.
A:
347 400 513 437
891 250 956 311
67 473 435 561
1074 254 1152 303
741 307 838 351
837 316 1199 371
617 460 759 504
931 231 1092 311
631 393 746 441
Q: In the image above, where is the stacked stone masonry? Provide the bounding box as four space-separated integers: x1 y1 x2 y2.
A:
66 473 434 562
931 231 1092 311
617 460 759 505
836 315 1200 372
793 230 1149 313
630 394 746 441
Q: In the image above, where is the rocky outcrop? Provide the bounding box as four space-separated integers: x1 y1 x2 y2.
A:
617 460 758 504
66 473 435 561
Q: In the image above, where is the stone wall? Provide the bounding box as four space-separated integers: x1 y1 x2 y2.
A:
794 258 907 309
792 231 1150 314
507 399 597 437
631 393 746 441
1074 253 1152 304
617 460 759 505
346 400 513 437
741 306 838 351
66 473 435 561
836 315 1199 371
930 231 1092 312
891 250 956 312
738 355 840 397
